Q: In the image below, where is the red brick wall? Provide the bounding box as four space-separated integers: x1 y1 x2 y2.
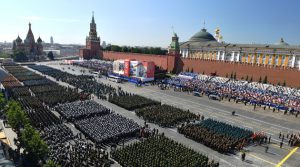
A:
179 58 300 87
103 51 169 69
103 51 300 87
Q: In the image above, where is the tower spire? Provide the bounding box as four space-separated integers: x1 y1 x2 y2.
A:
92 11 95 24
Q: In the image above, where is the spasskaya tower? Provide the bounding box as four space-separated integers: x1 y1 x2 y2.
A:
80 12 102 59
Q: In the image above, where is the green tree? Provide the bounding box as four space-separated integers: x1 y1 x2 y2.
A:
111 45 122 52
11 51 28 62
225 73 228 78
5 101 29 133
263 76 268 84
233 72 237 80
250 76 253 82
277 82 281 86
0 52 11 58
43 160 61 167
282 80 286 86
0 92 6 111
258 76 262 83
105 45 111 51
47 51 54 60
230 72 233 79
190 68 194 73
20 125 48 165
121 46 129 52
245 75 249 81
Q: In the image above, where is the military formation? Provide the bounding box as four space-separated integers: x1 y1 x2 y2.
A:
136 104 197 127
178 119 253 153
55 100 110 121
112 134 219 167
1 65 115 166
109 90 159 110
28 65 116 99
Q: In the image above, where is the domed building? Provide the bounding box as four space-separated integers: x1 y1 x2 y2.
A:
189 28 217 42
13 23 43 60
179 26 300 69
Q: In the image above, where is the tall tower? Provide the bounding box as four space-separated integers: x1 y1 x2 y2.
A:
167 32 181 73
86 12 101 59
168 32 180 55
50 36 54 45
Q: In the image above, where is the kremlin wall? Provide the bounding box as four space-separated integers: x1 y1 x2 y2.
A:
80 14 300 87
103 51 300 87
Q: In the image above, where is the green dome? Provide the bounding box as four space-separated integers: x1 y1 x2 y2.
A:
189 28 216 42
37 36 42 43
16 35 22 43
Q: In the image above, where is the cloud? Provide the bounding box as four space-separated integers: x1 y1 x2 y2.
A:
19 16 80 23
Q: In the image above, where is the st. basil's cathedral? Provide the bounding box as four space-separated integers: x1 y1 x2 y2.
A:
12 22 43 60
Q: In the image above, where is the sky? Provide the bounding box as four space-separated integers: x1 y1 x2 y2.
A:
1 0 300 47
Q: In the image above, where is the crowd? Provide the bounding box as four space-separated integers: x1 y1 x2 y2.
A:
74 113 140 144
135 104 197 127
72 59 113 76
28 65 116 99
32 88 80 107
41 124 112 167
2 65 114 166
163 72 300 115
178 119 253 153
108 90 159 110
55 100 110 121
18 96 61 128
48 139 112 167
13 73 44 82
1 75 22 88
10 86 31 97
23 79 54 86
112 134 219 167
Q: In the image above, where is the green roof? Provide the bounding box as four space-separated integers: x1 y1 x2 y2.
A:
189 28 216 42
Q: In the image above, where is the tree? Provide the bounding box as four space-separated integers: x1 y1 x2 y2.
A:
5 101 29 133
258 76 262 83
277 82 281 86
47 51 54 60
230 72 233 79
11 51 28 62
241 76 244 80
263 76 268 84
245 75 249 81
43 160 61 167
225 73 228 78
190 68 194 73
0 52 11 58
282 80 286 86
20 125 48 165
202 71 205 75
111 45 122 52
0 92 6 111
250 76 253 82
233 72 237 80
